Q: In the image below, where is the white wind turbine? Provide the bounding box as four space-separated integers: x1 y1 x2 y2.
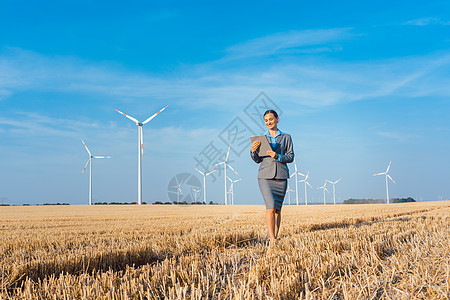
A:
195 168 216 204
318 180 329 205
326 178 342 205
226 177 242 205
298 171 312 205
286 186 295 205
210 145 239 205
171 179 184 203
290 159 299 205
192 187 201 203
115 105 167 205
80 139 111 205
373 161 396 204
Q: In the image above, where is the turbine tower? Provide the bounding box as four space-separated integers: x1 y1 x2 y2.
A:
210 145 239 205
195 168 216 204
318 180 329 205
226 177 242 205
290 159 299 205
373 161 396 204
298 171 312 205
115 105 167 205
326 178 342 204
81 139 111 205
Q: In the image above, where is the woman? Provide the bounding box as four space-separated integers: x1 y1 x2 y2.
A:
250 110 294 243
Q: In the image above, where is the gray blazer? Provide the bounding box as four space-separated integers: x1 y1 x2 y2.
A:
250 132 294 179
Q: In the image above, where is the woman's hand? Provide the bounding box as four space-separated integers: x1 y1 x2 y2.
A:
251 141 261 153
267 150 279 160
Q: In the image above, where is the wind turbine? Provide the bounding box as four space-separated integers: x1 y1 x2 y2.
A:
318 180 329 205
195 168 216 204
286 186 295 205
226 177 242 205
171 179 184 203
298 171 312 205
326 178 342 204
115 105 168 205
373 161 396 204
210 145 239 205
192 187 201 203
290 159 299 205
80 139 111 205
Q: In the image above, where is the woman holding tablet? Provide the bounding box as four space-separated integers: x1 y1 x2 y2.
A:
250 110 294 244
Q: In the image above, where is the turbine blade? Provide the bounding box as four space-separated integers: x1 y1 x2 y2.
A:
210 161 225 168
386 160 392 173
195 168 204 176
115 109 139 123
225 145 231 161
142 105 168 125
373 172 385 176
205 170 216 176
324 187 329 193
94 156 112 159
290 173 295 178
227 163 239 176
335 178 342 184
81 138 91 156
234 179 242 183
306 181 312 189
387 174 396 184
298 172 306 177
226 176 232 182
81 158 90 175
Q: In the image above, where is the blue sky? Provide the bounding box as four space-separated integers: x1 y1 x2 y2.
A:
1 0 449 205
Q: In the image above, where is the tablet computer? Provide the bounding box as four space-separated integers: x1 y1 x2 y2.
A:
250 135 272 157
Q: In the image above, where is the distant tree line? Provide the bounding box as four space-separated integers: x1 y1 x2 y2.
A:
93 202 146 205
391 197 416 203
344 197 416 204
1 203 71 206
153 201 217 205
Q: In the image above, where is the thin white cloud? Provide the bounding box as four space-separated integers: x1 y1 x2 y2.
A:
0 89 12 100
1 29 450 113
0 112 99 138
403 17 450 26
375 131 418 142
224 28 355 59
0 110 218 156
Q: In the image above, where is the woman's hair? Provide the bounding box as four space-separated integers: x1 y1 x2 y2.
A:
263 109 278 118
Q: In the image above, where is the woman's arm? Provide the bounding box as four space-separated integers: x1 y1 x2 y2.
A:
278 135 294 163
250 141 262 163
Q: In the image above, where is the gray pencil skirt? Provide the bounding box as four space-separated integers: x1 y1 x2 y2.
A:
258 178 288 210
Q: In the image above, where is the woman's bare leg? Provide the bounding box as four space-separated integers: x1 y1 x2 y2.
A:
265 208 276 240
274 209 281 239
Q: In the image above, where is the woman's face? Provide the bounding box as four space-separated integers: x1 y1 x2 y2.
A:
264 113 279 131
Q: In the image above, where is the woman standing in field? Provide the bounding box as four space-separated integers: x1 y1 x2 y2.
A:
250 110 294 244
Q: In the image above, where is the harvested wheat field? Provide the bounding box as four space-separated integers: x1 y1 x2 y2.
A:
0 201 449 299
